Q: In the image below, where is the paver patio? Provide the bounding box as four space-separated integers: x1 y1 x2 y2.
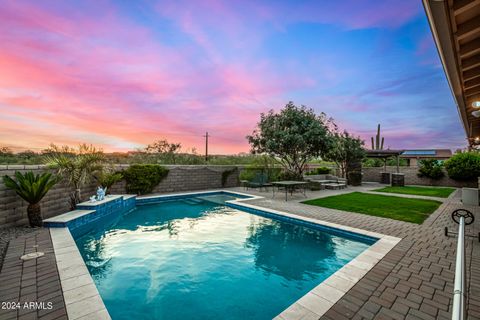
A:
0 183 478 319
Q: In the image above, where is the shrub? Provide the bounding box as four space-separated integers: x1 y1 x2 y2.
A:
95 170 123 193
221 168 238 187
417 159 444 180
444 152 480 181
239 167 282 182
305 167 331 175
123 164 169 195
278 170 302 181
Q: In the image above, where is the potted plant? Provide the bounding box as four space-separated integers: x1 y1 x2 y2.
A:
3 171 59 227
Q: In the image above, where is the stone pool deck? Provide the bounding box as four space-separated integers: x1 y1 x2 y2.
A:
0 184 478 319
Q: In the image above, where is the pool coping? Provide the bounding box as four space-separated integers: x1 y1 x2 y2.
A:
48 189 401 320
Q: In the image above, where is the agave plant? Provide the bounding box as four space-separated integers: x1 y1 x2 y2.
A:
44 144 104 209
3 171 59 227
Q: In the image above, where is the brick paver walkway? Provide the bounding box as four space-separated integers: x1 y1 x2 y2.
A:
230 186 480 319
1 186 478 320
0 228 67 320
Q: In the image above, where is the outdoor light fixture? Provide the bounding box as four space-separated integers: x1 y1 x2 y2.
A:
472 110 480 117
473 101 480 108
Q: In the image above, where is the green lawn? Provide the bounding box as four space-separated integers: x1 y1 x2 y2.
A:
302 192 441 224
373 186 455 198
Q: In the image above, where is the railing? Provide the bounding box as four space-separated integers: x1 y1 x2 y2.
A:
447 208 476 320
451 216 466 320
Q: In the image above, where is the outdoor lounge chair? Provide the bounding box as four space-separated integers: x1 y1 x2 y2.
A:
303 174 347 190
246 173 272 191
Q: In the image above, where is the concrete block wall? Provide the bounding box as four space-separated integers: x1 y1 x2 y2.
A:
0 165 240 227
362 166 477 188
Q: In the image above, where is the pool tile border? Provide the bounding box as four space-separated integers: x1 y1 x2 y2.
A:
48 189 400 320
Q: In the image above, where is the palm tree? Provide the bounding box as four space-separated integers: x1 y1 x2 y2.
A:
3 171 59 227
44 144 104 209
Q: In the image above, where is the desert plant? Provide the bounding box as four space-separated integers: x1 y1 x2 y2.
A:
94 169 123 193
123 164 169 195
3 171 59 227
417 159 444 180
371 124 384 150
444 152 480 181
45 144 104 209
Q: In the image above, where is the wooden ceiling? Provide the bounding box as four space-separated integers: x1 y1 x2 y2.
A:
424 0 480 146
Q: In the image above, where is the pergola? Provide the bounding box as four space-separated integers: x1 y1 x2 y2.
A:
365 149 405 173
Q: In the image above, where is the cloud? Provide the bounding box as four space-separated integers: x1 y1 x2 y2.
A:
0 0 465 153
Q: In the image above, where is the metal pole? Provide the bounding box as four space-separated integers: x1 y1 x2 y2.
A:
452 216 466 320
204 131 209 162
396 155 400 173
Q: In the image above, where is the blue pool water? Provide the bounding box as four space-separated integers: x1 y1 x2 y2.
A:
74 194 374 320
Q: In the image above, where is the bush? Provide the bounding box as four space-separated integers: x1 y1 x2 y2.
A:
445 152 480 181
239 167 282 182
278 170 302 181
123 164 169 195
305 167 331 175
221 168 238 187
417 159 444 180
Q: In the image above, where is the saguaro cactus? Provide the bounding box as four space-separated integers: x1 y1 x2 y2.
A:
371 124 385 150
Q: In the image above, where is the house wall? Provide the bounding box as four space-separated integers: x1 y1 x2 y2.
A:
362 166 477 188
0 165 240 228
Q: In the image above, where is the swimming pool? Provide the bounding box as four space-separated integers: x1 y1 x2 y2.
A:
73 193 376 320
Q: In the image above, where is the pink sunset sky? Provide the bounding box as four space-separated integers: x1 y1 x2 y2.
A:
0 0 465 154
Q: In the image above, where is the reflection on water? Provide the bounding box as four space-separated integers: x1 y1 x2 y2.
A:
74 197 371 320
245 219 337 281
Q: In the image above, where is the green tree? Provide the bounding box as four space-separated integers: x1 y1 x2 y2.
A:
0 146 13 156
3 171 59 227
44 144 104 209
417 159 444 180
444 152 480 181
325 131 365 178
247 102 334 179
145 139 182 164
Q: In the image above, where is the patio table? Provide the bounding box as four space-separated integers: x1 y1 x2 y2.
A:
272 181 308 201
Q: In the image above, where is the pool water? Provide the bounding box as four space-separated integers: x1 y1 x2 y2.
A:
74 194 373 320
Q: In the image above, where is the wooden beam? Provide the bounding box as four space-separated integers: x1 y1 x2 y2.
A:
456 16 480 40
464 65 480 80
453 0 480 15
466 86 480 96
467 93 480 102
460 38 480 58
462 54 480 70
465 77 480 89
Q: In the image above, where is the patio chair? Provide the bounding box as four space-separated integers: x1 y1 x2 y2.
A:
246 172 272 191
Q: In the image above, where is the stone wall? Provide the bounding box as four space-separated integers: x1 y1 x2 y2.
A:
0 165 240 228
362 166 477 188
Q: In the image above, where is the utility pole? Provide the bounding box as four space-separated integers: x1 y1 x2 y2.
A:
203 131 209 162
